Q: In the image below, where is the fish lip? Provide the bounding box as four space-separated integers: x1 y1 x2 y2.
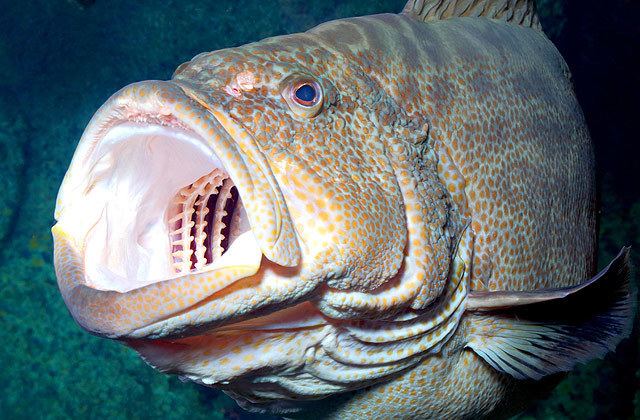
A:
125 256 320 340
53 80 305 339
173 80 302 267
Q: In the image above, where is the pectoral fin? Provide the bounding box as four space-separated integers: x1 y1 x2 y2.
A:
466 247 634 380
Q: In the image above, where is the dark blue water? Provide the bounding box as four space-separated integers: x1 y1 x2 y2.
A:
1 0 637 418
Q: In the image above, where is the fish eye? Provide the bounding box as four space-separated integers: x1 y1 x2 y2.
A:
282 75 323 118
293 83 319 106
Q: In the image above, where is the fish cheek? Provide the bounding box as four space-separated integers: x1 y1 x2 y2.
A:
259 113 406 291
242 81 409 287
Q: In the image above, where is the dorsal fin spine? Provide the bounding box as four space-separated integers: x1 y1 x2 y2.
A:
402 0 542 30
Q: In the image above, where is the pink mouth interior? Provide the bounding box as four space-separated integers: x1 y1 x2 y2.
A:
79 122 255 293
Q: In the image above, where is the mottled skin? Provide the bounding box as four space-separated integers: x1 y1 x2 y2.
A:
53 3 599 419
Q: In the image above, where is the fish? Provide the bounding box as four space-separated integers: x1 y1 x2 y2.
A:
52 0 635 418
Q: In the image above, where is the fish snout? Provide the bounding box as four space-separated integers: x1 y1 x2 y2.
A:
53 80 304 338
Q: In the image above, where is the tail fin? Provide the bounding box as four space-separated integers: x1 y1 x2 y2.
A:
466 248 635 380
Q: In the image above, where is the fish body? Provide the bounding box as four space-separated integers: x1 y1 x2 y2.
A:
52 1 634 418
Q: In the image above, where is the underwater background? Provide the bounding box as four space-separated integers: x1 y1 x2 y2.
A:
1 0 638 418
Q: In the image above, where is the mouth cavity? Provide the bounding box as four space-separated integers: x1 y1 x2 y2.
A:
81 121 257 293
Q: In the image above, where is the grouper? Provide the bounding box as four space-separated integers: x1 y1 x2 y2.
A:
52 0 635 418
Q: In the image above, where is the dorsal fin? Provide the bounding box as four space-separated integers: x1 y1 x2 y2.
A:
402 0 542 30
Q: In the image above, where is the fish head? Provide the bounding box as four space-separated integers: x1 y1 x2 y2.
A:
52 35 448 410
172 41 411 293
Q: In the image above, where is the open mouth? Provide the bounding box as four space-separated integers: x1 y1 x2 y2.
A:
53 81 304 339
80 121 261 293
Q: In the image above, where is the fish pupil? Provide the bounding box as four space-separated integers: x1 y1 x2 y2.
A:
295 84 316 103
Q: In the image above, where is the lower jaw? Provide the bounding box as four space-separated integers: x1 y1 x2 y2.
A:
123 253 315 340
125 300 329 387
129 300 326 345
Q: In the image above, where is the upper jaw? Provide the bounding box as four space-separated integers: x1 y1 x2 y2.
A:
53 80 311 339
